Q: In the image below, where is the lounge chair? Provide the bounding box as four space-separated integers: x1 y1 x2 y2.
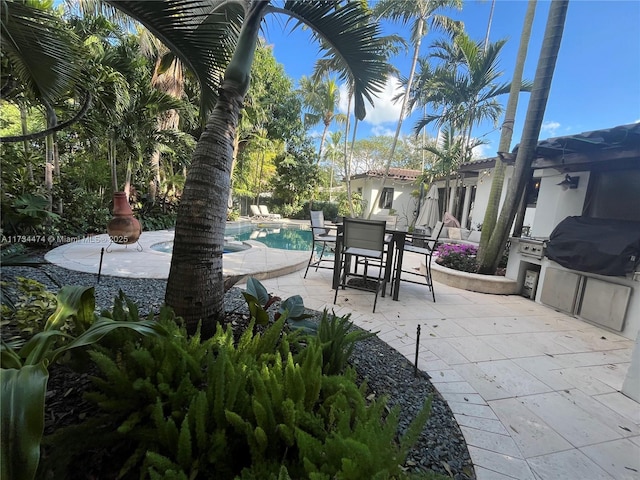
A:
258 205 282 220
249 205 267 220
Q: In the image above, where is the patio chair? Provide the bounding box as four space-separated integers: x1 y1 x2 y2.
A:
355 214 397 274
334 217 388 312
249 205 267 220
393 221 444 302
304 210 337 278
258 205 282 220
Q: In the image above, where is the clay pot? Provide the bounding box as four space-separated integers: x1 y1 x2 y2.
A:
107 192 142 244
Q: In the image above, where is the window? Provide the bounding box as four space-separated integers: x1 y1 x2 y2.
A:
379 187 394 209
584 168 640 222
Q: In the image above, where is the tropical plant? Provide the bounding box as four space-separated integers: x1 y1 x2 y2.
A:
43 303 436 479
106 0 390 336
299 75 347 162
0 285 165 480
480 0 568 273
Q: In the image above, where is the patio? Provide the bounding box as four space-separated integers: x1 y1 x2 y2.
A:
45 233 639 479
254 252 639 480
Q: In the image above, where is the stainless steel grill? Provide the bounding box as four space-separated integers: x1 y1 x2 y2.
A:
518 238 546 260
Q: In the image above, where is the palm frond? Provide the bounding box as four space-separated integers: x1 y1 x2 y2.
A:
1 0 83 103
105 0 245 118
282 1 388 120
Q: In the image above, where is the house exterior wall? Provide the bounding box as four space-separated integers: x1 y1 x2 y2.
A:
349 177 418 230
531 169 591 238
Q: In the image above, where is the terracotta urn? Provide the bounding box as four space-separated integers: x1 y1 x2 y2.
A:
107 192 142 244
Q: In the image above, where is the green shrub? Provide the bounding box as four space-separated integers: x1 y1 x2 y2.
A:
45 314 434 479
312 311 377 376
1 278 57 339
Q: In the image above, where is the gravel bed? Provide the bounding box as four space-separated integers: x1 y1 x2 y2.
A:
2 259 475 479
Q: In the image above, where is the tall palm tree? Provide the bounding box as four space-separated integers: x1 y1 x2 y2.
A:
480 0 569 273
106 0 389 336
477 0 537 271
413 33 529 215
299 75 346 162
368 0 463 216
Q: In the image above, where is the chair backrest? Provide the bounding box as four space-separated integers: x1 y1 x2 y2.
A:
310 210 328 236
258 205 270 215
427 221 445 250
250 205 262 217
343 218 386 252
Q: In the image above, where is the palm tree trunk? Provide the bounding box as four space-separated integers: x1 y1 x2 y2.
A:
317 121 329 162
165 1 269 337
482 0 568 274
477 0 537 272
19 105 34 182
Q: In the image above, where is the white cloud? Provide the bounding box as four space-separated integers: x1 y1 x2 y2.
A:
371 125 396 137
338 76 404 126
541 121 561 136
472 143 493 160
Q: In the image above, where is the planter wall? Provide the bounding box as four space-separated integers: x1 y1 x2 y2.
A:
430 261 519 295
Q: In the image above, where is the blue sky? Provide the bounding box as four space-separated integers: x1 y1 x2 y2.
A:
262 0 640 159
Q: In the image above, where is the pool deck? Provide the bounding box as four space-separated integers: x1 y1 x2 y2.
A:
43 222 639 480
44 223 310 280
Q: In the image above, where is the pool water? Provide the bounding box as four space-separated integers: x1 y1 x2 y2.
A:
234 225 312 250
151 241 250 254
150 224 321 254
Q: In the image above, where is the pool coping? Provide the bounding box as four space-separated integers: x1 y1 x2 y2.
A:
44 228 310 280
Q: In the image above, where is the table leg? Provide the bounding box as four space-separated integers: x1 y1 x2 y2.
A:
332 228 343 290
392 233 404 301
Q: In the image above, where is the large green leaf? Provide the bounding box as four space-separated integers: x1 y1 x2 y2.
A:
48 318 166 363
44 286 95 332
0 364 49 480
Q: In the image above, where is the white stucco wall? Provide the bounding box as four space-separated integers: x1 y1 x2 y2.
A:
349 177 418 230
531 169 591 238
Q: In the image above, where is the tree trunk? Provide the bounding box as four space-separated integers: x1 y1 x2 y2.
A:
165 1 268 337
317 121 329 163
109 138 118 193
477 0 537 272
20 105 34 182
482 0 568 274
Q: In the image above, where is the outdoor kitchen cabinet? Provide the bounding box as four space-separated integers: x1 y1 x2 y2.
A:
539 266 633 333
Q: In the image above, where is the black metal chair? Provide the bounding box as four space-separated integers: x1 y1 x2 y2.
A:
393 221 444 302
333 217 388 312
304 210 337 278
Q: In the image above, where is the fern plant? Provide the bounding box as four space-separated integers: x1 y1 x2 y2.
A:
45 310 438 479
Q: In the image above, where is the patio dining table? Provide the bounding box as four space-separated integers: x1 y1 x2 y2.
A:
331 222 408 301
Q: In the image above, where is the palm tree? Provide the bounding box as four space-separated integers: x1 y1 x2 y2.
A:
325 130 343 201
299 75 346 162
413 33 529 215
368 0 463 216
477 0 537 271
480 0 569 273
1 0 87 142
106 1 389 336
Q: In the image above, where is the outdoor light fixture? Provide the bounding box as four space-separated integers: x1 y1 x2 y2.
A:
557 174 579 190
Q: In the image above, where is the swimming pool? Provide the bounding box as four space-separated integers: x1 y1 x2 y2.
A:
150 224 315 253
150 241 250 254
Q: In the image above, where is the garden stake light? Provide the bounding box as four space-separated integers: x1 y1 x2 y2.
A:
98 247 104 283
414 324 421 377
